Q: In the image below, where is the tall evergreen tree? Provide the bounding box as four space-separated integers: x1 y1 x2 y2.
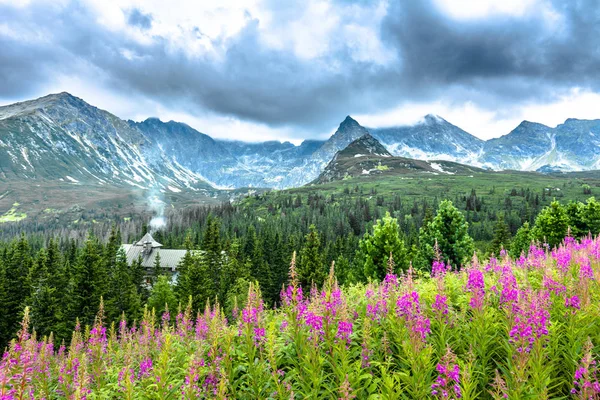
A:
68 235 108 327
297 225 325 288
106 248 142 322
357 212 408 280
510 222 533 258
419 200 474 268
5 234 33 336
489 216 511 256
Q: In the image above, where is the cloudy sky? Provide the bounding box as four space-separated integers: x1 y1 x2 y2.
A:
1 0 599 142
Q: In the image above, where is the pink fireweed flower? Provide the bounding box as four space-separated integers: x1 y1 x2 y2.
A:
432 349 461 399
253 327 266 346
281 285 304 307
240 283 266 348
528 244 547 269
280 319 288 332
88 326 107 348
508 290 550 353
432 260 448 278
195 315 209 340
565 295 581 311
336 320 353 345
571 340 600 398
543 276 566 296
432 294 449 317
484 256 500 273
552 246 572 273
499 267 518 306
383 272 399 289
304 312 325 342
139 357 153 379
466 269 485 310
396 291 431 342
578 257 594 280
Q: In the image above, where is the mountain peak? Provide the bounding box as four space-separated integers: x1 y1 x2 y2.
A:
339 115 359 128
423 114 445 124
338 133 392 158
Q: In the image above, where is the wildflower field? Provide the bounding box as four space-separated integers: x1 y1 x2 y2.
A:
3 236 600 399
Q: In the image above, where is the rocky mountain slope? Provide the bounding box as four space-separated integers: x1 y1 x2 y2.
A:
480 119 600 172
0 93 213 193
369 114 484 164
2 92 600 194
315 134 482 184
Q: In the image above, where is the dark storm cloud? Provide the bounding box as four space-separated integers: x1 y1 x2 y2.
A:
0 0 599 134
380 0 600 105
127 8 153 30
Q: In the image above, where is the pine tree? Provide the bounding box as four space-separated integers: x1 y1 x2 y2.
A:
358 212 408 280
202 216 223 295
0 256 10 345
176 252 214 312
489 216 511 256
419 200 475 269
5 234 33 337
68 235 108 327
297 225 325 288
106 248 142 322
510 222 533 258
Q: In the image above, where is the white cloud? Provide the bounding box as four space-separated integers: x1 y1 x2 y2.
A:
433 0 540 19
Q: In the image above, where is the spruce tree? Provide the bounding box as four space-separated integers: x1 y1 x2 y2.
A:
152 252 162 282
68 235 108 327
489 216 511 256
5 234 33 337
297 225 325 288
106 248 142 322
510 222 533 258
418 200 474 269
202 216 223 294
0 257 10 344
358 212 408 280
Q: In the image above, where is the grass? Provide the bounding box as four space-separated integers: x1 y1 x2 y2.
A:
283 170 599 204
0 202 27 223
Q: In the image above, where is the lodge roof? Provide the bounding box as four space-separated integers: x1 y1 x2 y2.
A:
121 244 187 270
135 233 163 248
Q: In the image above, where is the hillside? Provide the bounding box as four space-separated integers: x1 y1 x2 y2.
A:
315 134 484 184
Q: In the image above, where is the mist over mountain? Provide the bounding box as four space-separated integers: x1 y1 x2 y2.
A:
1 92 600 193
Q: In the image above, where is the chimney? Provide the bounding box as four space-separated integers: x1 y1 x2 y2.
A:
143 241 152 256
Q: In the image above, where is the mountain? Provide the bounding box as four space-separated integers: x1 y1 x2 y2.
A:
289 116 372 185
315 133 482 184
132 117 326 189
333 133 392 159
312 116 371 162
369 114 484 164
480 118 600 172
2 92 600 196
0 93 211 191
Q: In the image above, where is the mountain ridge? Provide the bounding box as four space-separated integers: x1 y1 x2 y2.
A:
2 92 600 190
